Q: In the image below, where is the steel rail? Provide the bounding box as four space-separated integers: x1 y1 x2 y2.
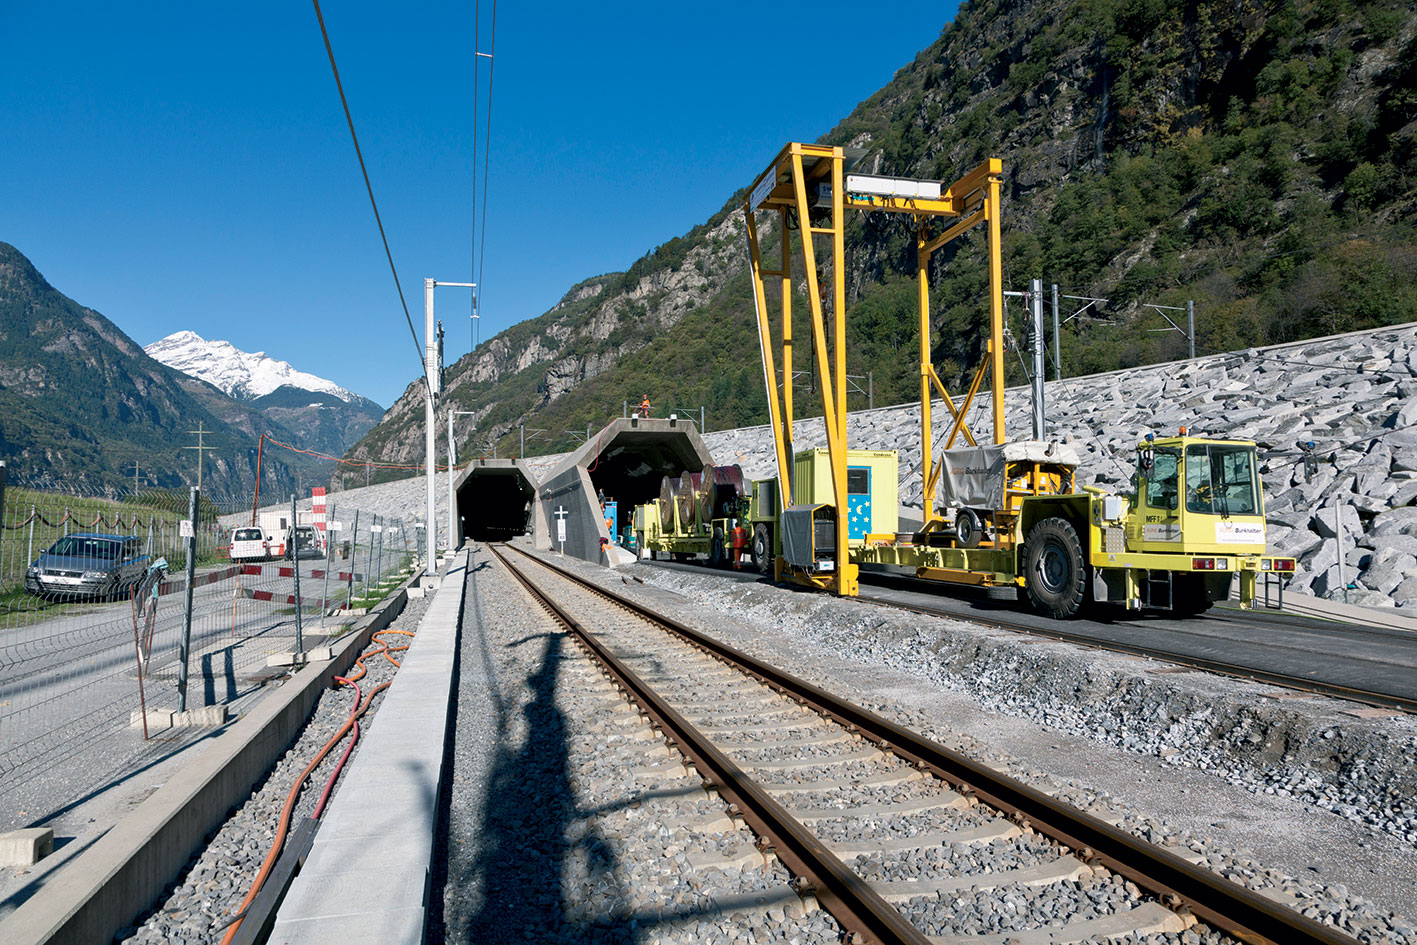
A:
503 544 1364 945
855 590 1417 715
488 544 931 945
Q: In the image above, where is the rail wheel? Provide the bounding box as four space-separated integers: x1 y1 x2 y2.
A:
1024 517 1087 619
751 524 771 575
709 527 726 568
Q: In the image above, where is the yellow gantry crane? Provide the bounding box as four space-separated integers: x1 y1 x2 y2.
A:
743 142 1006 596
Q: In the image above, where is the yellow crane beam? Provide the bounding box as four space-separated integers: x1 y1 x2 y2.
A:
744 143 1005 594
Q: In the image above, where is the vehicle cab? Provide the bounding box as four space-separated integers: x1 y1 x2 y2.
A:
1128 433 1295 602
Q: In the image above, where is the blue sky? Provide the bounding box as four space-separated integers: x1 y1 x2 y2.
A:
1 1 958 407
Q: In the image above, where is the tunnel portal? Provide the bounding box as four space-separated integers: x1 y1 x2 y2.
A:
536 418 713 563
454 459 540 542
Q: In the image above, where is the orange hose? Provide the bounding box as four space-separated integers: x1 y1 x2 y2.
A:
219 627 419 942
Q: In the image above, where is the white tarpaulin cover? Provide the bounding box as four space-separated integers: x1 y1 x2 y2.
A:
937 440 1081 511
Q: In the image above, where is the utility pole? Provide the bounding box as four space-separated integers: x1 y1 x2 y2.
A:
1050 284 1061 381
1031 278 1047 441
184 422 217 490
519 424 545 456
425 277 476 561
127 460 144 494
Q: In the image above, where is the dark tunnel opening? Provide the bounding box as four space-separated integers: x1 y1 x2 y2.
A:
458 470 535 540
585 439 706 537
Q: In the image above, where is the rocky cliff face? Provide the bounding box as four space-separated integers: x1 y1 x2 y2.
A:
336 208 753 487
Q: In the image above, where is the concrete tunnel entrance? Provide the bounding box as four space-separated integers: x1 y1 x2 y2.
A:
535 417 713 563
454 458 542 543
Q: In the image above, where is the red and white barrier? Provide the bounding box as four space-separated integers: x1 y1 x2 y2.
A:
234 586 334 609
157 565 244 596
237 564 364 581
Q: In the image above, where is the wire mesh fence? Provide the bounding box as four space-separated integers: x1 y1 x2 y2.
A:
0 475 414 819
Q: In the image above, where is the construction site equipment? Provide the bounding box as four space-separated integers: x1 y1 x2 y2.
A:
636 466 748 567
741 143 1295 616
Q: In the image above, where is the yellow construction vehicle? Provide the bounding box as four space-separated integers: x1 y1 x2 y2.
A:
741 143 1295 616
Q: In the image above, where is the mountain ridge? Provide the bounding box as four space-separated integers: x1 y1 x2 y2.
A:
145 330 380 410
336 0 1414 485
0 241 315 497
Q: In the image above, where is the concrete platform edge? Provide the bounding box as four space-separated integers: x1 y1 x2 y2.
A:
269 550 467 944
0 570 425 945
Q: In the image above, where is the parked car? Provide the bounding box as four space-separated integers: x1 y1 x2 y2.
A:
25 533 150 600
228 526 271 562
285 524 323 560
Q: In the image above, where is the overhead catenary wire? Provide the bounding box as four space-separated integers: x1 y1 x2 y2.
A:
475 0 496 297
466 0 498 342
311 0 432 404
469 0 479 329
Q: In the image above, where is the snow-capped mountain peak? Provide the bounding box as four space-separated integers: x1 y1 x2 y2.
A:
145 331 361 404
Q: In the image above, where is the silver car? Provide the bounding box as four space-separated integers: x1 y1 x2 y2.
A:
25 533 150 600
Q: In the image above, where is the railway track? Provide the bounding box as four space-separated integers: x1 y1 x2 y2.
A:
489 543 1362 945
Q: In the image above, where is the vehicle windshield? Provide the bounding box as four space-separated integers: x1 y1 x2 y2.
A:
234 529 262 541
1185 444 1259 515
1144 448 1180 510
48 536 121 559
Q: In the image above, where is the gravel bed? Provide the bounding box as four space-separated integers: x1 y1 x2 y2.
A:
850 834 1061 882
116 586 432 945
435 547 844 944
726 739 871 763
537 549 1417 944
810 804 994 842
704 724 832 745
902 870 1140 935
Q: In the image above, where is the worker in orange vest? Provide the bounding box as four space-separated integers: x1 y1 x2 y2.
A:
639 394 651 417
730 519 750 570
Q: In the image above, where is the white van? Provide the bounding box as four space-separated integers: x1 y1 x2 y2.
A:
229 526 271 562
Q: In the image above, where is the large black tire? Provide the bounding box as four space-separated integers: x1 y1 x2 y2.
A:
1023 517 1088 619
709 527 727 568
751 524 772 575
955 508 983 548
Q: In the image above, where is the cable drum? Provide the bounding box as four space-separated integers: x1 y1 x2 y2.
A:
676 473 705 526
658 477 682 526
698 464 746 522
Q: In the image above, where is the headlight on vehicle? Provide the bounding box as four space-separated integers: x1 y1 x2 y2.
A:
82 570 111 581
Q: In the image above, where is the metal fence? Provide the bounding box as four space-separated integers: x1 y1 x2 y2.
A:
0 475 414 822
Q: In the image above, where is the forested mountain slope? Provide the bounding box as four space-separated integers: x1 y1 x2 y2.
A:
340 0 1415 485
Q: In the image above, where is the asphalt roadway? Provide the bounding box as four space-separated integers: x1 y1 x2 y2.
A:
636 558 1417 707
